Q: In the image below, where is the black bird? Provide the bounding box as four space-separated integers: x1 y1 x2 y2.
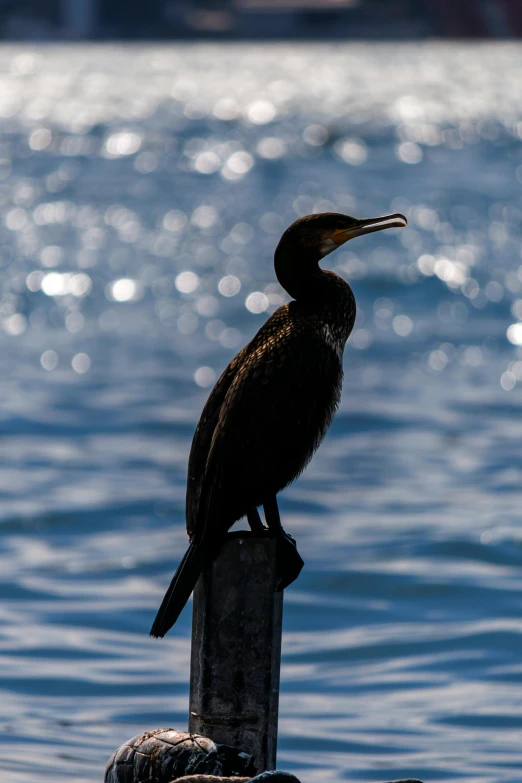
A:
150 210 407 638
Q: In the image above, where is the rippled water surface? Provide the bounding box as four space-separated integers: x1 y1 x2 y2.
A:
1 42 522 783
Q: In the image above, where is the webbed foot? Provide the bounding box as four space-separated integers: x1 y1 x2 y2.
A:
275 532 304 591
263 494 304 590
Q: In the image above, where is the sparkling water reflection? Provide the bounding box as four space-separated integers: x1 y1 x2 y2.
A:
1 42 522 783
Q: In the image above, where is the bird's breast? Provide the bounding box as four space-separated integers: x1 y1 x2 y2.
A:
321 322 346 361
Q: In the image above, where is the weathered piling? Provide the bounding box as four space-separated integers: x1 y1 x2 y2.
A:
106 531 426 783
189 533 283 775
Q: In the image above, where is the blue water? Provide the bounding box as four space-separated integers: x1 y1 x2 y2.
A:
1 42 522 783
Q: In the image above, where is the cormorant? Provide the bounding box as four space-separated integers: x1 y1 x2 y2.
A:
150 211 406 638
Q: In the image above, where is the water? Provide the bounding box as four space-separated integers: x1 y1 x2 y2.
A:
1 42 522 783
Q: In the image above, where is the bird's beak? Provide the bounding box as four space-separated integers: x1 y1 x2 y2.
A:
331 213 407 245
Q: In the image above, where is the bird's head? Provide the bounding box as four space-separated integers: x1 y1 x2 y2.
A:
276 211 407 262
274 211 407 299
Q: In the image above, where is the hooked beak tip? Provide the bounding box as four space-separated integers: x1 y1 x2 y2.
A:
358 213 408 230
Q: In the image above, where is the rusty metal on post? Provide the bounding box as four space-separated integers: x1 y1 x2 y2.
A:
189 532 283 775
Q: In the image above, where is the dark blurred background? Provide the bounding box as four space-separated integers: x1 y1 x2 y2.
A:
2 0 522 40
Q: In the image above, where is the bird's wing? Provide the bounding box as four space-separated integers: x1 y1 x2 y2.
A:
185 345 248 538
186 306 296 538
191 305 341 543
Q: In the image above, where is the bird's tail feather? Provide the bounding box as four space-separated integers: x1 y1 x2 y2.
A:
150 542 209 638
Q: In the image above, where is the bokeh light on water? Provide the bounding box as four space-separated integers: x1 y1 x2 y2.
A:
1 43 522 782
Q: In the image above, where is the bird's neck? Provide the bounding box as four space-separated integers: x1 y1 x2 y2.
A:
274 246 356 340
275 246 326 302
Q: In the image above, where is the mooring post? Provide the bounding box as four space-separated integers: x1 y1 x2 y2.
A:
189 533 283 775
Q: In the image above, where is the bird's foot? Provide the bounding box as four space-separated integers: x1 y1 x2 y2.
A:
250 526 270 538
274 533 304 591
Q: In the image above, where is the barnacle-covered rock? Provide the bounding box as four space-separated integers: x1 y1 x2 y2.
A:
105 729 254 783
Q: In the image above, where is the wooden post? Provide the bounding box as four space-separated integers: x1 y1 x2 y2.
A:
189 533 283 775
